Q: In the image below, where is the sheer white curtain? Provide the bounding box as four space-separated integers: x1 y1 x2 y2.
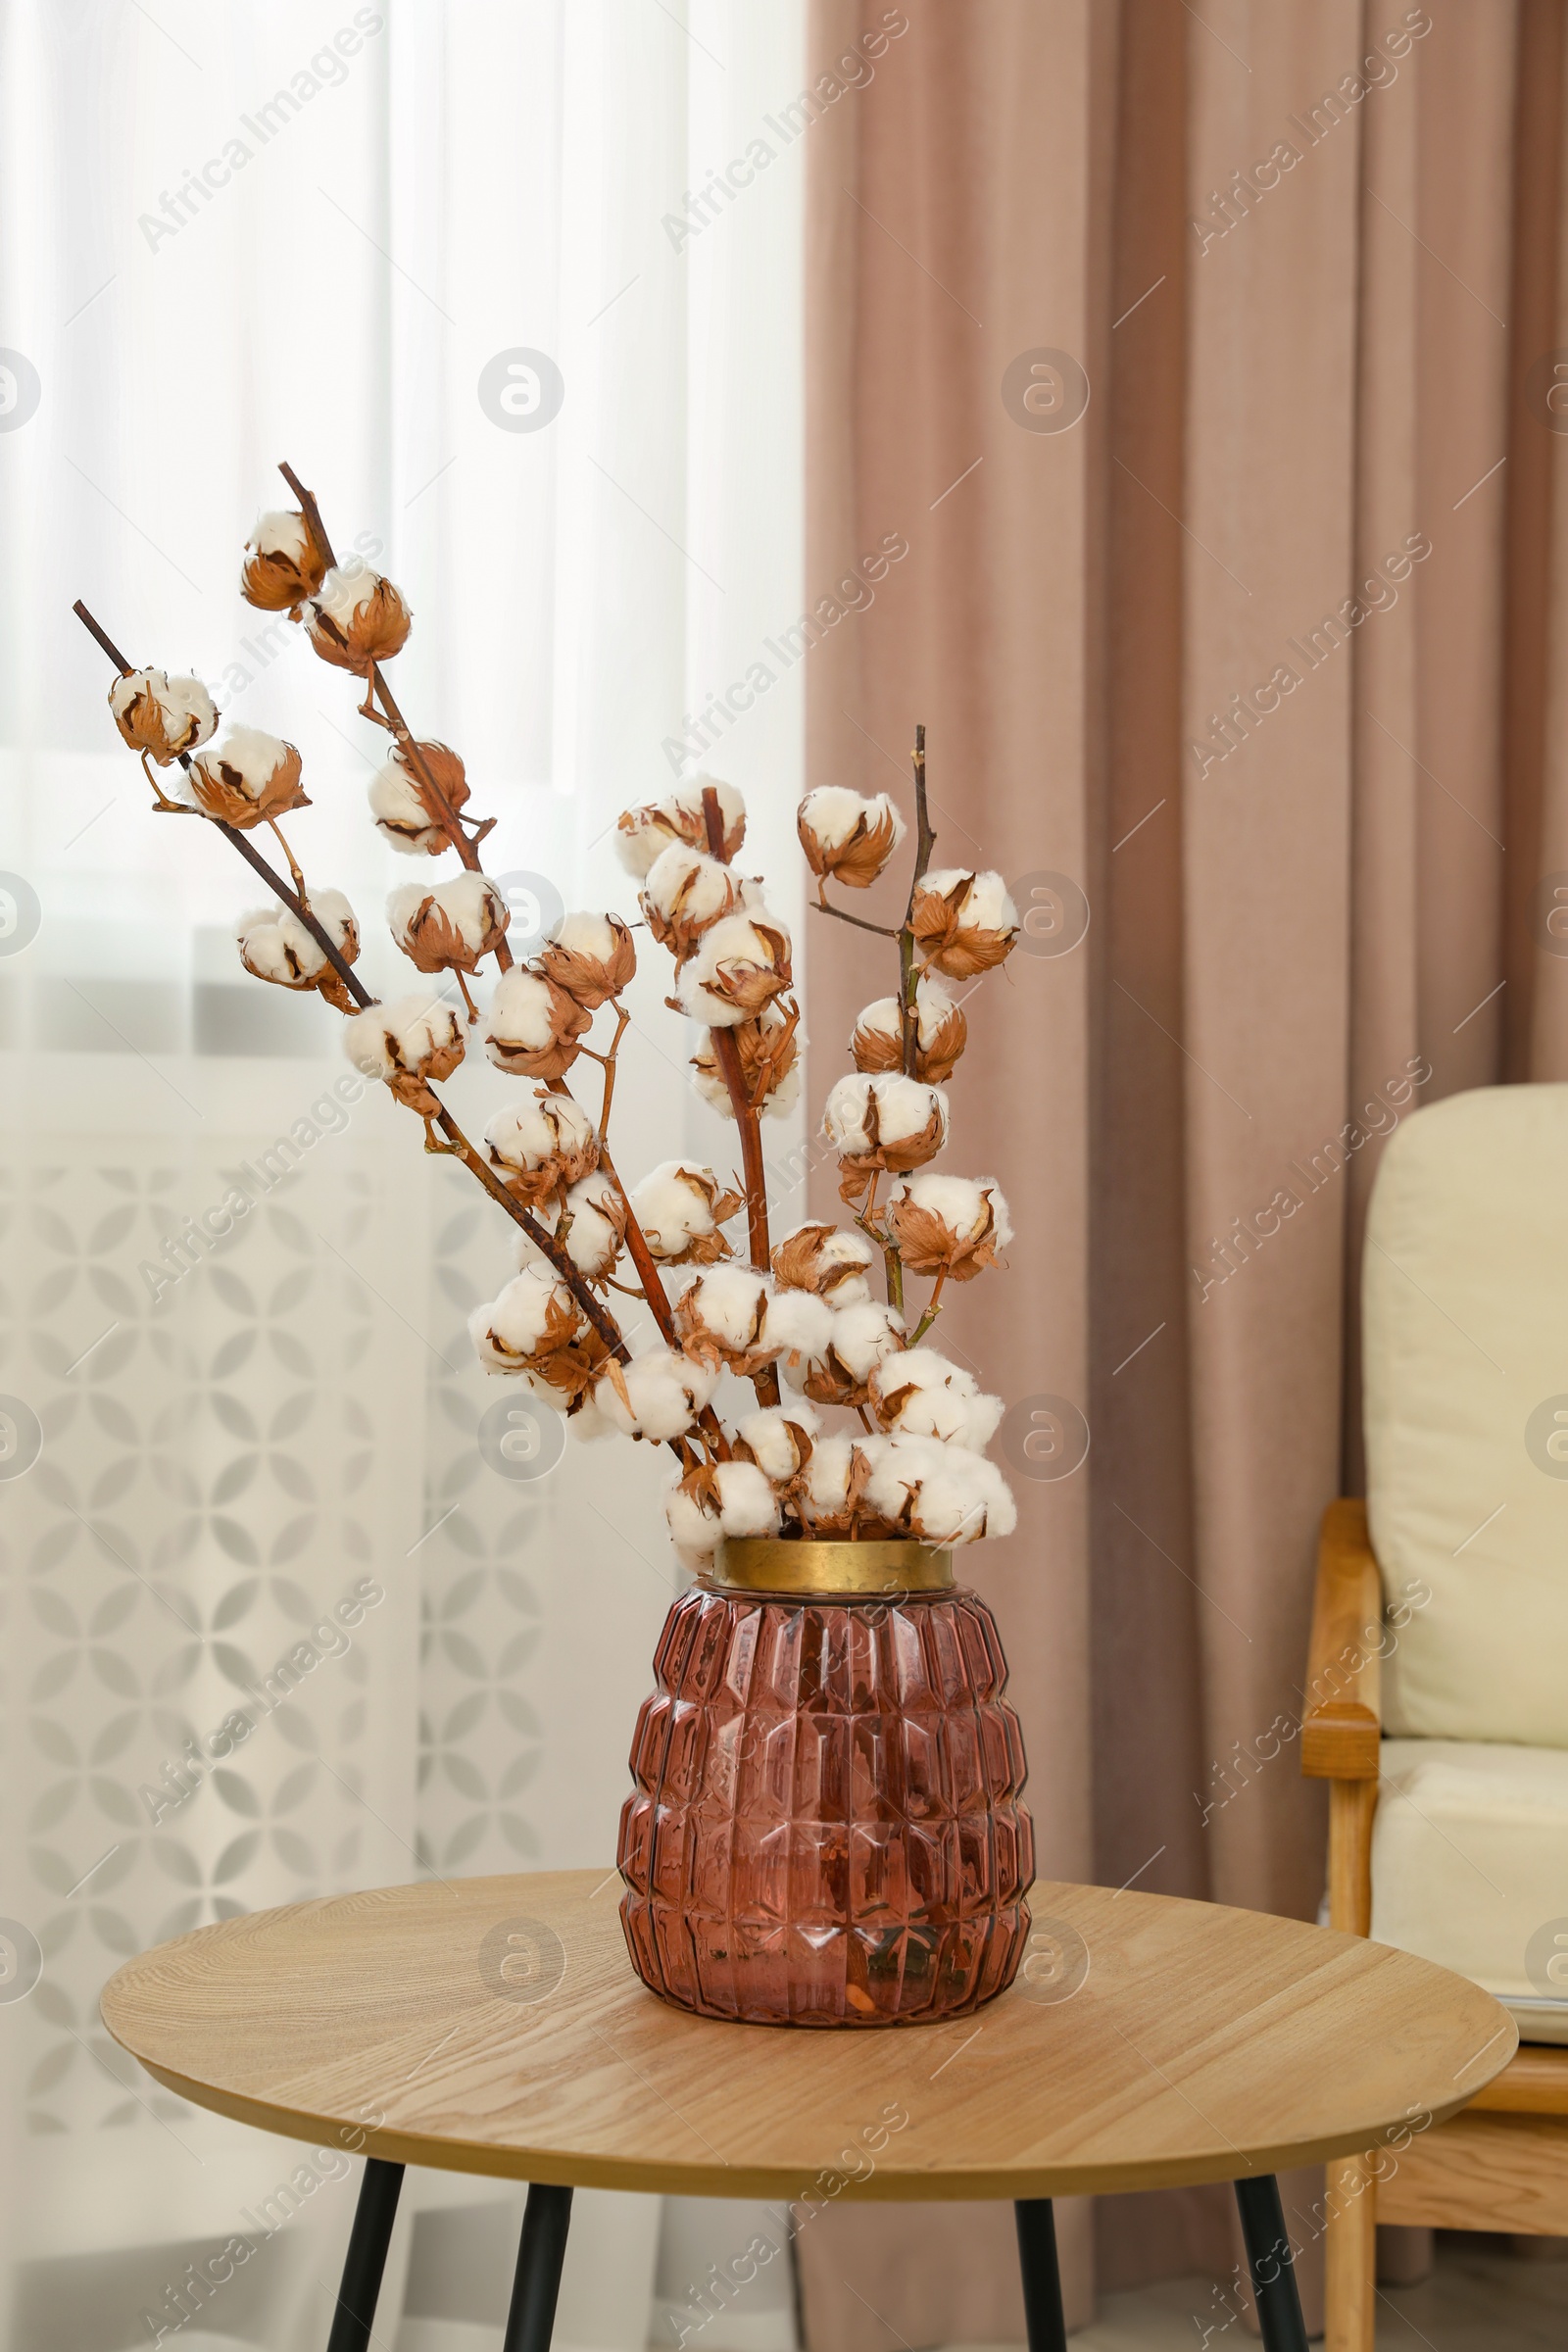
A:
0 4 804 2347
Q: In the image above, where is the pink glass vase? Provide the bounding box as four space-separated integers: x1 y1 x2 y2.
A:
616 1544 1033 2027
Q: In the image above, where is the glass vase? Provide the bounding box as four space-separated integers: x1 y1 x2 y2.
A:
616 1538 1033 2026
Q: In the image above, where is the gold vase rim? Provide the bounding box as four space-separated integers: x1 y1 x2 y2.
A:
708 1537 955 1596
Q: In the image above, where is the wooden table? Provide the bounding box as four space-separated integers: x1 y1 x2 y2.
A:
101 1870 1514 2352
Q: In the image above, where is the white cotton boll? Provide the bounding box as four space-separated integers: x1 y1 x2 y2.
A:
558 1172 624 1279
484 1089 596 1178
735 1401 821 1482
771 1223 876 1306
893 1171 1015 1252
714 1459 781 1539
673 911 792 1027
204 724 291 798
668 773 746 839
761 1287 835 1363
389 870 506 952
912 1449 1016 1545
642 845 742 931
781 1298 906 1395
466 1266 577 1372
613 808 669 878
685 1264 769 1348
252 509 312 560
316 562 382 628
627 1160 738 1261
566 1389 617 1442
823 1073 949 1152
923 867 1018 931
867 1347 1004 1452
235 891 354 988
485 969 557 1052
109 667 218 754
343 992 462 1083
368 759 443 856
599 1349 718 1441
664 1477 721 1560
801 1434 858 1522
799 785 883 851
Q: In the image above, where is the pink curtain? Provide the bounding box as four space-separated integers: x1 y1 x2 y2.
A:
797 1 1567 2336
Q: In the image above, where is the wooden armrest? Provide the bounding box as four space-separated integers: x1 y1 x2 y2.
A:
1300 1498 1384 1781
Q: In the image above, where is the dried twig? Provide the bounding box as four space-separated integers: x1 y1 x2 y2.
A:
701 787 780 1408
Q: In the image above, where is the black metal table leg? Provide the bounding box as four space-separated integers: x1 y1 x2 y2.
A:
325 2157 405 2352
1234 2175 1309 2352
503 2182 574 2352
1014 2198 1069 2352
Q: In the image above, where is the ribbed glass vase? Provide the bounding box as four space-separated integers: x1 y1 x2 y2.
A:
616 1539 1033 2027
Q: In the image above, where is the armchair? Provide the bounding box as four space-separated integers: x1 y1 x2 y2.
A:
1303 1083 1568 2350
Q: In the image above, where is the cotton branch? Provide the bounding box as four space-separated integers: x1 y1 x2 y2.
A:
70 599 634 1376
899 721 936 1078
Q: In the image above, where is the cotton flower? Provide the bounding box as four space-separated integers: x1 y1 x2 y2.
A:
711 1458 781 1537
484 1088 599 1206
536 911 636 1009
240 509 325 613
596 1348 718 1442
796 1434 878 1538
467 1264 582 1372
186 726 310 828
781 1298 906 1409
672 913 792 1026
389 873 510 980
483 968 591 1079
770 1222 876 1308
885 1173 1012 1282
344 992 464 1112
540 1171 627 1283
862 1433 1016 1545
661 1466 716 1567
236 890 360 1012
368 740 469 856
306 562 412 672
867 1348 1004 1452
109 669 218 766
822 1073 949 1201
672 1266 833 1376
662 1456 779 1567
797 787 906 892
733 1399 820 1485
910 867 1019 979
615 775 747 875
691 1004 801 1121
628 1160 742 1264
852 978 968 1084
640 845 755 958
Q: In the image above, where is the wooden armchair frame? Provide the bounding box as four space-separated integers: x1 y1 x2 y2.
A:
1303 1499 1568 2349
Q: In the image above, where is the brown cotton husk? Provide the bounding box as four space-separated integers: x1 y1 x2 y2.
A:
307 577 413 673
834 1101 948 1205
885 1188 1006 1281
241 528 324 614
189 742 310 830
910 875 1017 979
531 1326 612 1403
798 801 903 890
536 916 637 1009
398 888 509 976
485 976 592 1079
852 998 967 1084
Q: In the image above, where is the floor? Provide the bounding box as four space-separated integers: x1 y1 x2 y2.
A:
1054 2234 1568 2348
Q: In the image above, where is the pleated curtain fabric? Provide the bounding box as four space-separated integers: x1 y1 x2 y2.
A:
798 1 1567 2337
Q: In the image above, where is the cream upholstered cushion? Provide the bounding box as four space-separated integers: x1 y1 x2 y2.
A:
1363 1082 1568 1748
1371 1738 1568 2044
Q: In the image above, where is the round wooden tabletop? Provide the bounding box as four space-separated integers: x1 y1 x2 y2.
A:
100 1869 1514 2202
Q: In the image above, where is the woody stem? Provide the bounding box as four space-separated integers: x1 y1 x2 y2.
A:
909 1264 949 1345
702 786 779 1409
598 1003 631 1142
268 818 308 906
899 721 936 1078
